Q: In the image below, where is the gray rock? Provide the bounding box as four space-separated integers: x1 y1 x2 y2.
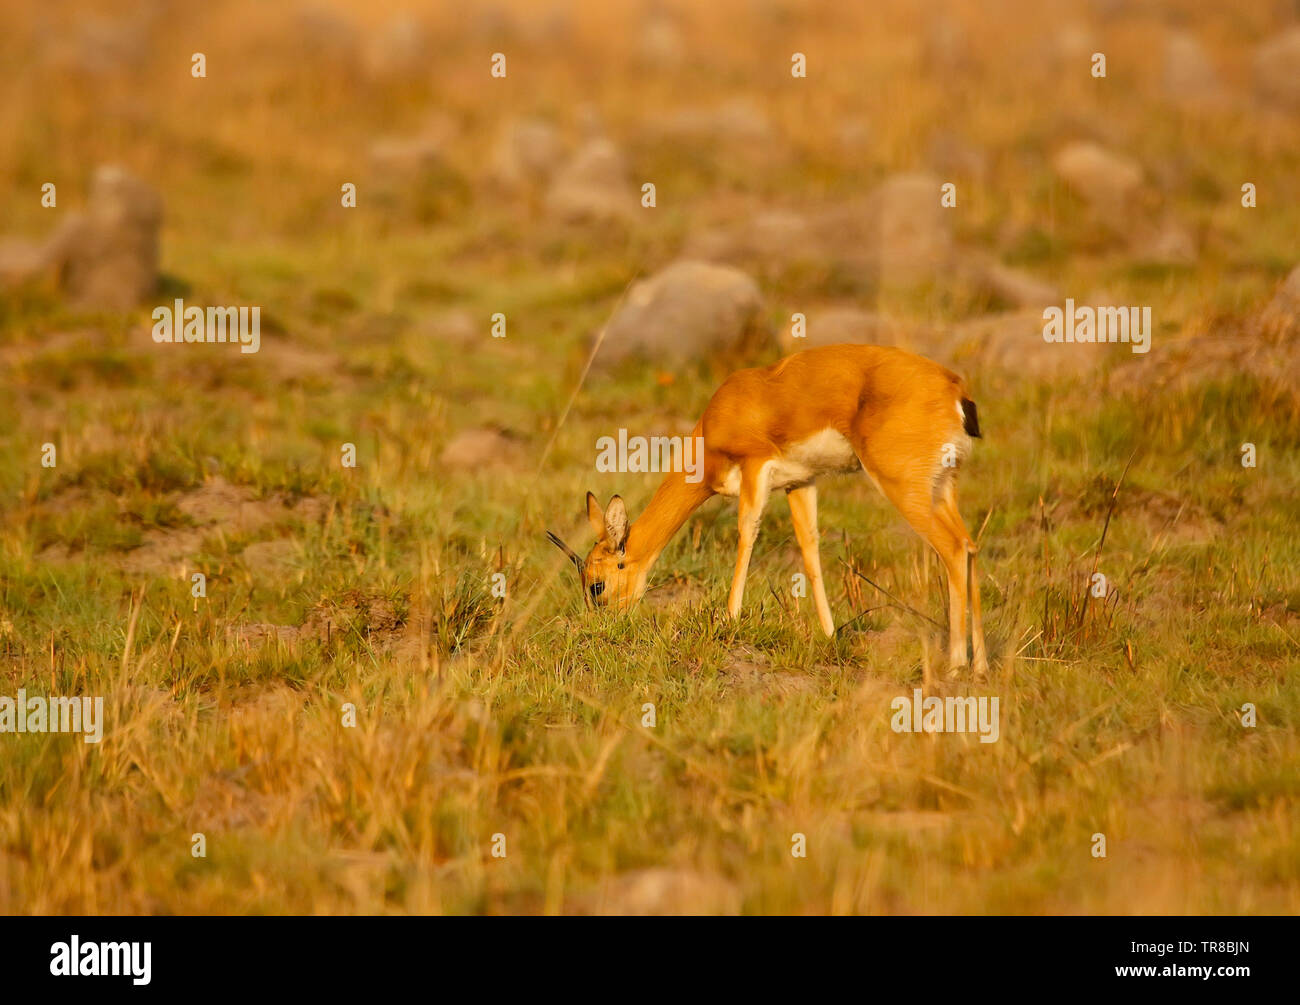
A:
545 139 634 223
1052 142 1143 219
52 165 163 310
598 260 768 367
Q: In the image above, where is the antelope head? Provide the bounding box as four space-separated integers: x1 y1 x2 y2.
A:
547 492 642 610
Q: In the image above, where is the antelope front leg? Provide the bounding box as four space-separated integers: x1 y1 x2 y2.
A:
727 462 771 621
786 483 835 637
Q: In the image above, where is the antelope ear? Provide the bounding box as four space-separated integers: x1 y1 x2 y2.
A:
585 491 605 538
604 495 629 552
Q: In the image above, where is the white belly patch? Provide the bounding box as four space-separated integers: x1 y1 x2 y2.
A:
714 429 862 496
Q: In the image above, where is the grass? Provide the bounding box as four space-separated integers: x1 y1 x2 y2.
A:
0 0 1297 914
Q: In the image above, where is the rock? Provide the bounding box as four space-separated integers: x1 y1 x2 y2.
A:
1163 30 1224 105
51 165 163 310
1254 27 1300 110
439 427 527 471
819 173 953 288
489 117 564 190
598 260 768 367
587 868 741 916
545 139 635 224
1051 142 1143 220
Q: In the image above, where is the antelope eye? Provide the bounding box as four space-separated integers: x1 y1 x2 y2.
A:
617 563 625 570
589 582 605 597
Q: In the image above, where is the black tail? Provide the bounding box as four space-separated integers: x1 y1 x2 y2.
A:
960 398 982 438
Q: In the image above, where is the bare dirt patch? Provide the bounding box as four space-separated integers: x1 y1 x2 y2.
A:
722 649 818 697
118 479 327 576
229 588 408 654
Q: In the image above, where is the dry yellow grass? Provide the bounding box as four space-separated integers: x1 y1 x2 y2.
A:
0 0 1297 914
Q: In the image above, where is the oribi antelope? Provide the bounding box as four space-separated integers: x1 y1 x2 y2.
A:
548 343 989 676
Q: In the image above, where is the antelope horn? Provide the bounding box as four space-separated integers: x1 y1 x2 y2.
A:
546 531 584 572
